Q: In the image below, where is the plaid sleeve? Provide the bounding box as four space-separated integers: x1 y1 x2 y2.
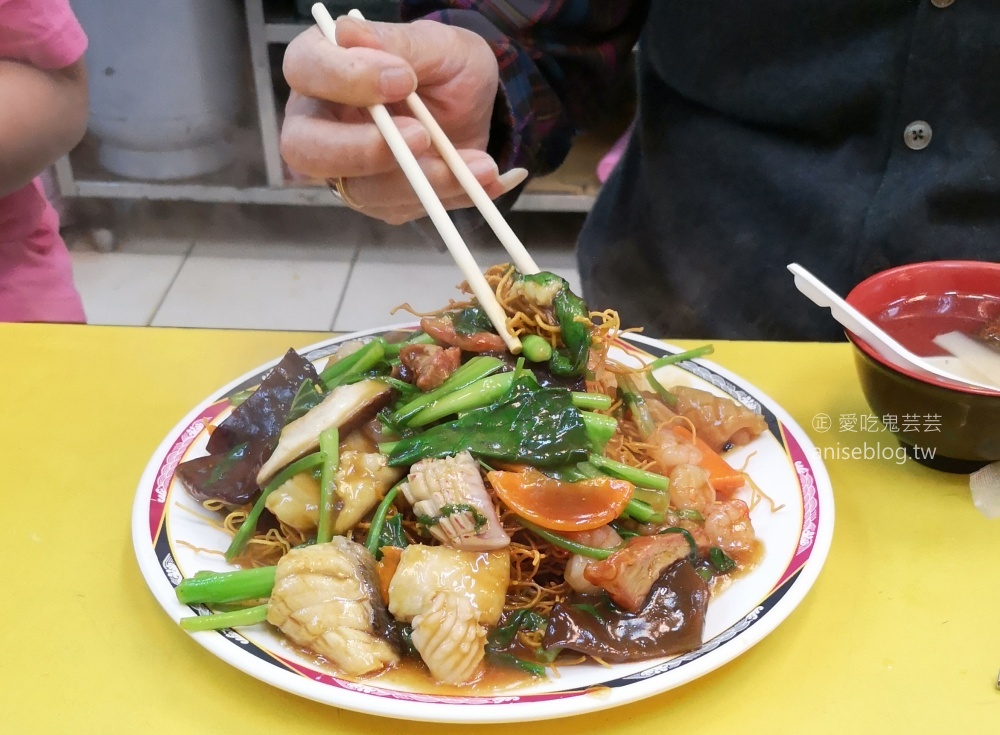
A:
401 1 648 175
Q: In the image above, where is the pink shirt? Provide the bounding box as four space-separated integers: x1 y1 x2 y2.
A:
0 0 87 323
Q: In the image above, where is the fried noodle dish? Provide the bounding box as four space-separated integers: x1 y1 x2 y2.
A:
173 264 775 687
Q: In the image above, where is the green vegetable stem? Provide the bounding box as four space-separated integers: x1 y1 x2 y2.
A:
382 331 435 359
517 518 616 560
581 411 618 452
175 565 276 605
179 604 269 632
390 355 504 425
570 391 613 411
319 338 387 390
365 482 403 558
646 345 714 371
618 373 655 439
644 345 715 406
406 372 516 427
588 453 668 490
316 427 339 544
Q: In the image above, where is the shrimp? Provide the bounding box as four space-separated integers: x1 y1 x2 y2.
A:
649 425 703 473
703 499 756 562
668 464 715 516
561 525 623 594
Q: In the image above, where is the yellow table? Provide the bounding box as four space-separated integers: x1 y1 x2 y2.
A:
2 324 997 733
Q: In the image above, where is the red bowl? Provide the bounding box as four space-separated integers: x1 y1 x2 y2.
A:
844 261 1000 472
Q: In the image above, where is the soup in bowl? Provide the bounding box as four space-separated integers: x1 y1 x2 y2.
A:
844 260 1000 473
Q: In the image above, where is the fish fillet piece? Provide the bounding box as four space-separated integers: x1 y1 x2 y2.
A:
267 538 400 676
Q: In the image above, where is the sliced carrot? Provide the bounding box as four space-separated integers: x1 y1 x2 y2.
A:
376 546 403 605
487 468 634 532
672 425 746 496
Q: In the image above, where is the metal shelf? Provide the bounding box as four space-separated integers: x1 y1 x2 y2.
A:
56 0 600 213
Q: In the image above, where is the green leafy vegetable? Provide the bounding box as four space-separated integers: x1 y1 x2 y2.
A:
417 503 487 532
644 345 714 407
284 379 324 425
572 603 607 624
622 497 664 524
709 546 737 573
487 651 546 677
488 610 547 649
646 344 714 371
378 515 408 557
618 373 655 438
485 610 549 677
451 306 495 336
570 391 613 411
386 378 591 468
406 372 516 427
517 272 591 377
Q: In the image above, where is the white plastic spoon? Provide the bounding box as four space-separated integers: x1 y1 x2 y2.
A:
787 263 1000 392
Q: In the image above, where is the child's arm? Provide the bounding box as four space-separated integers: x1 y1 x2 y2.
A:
0 57 87 197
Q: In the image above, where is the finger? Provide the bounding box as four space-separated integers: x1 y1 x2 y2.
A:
283 25 418 106
356 167 529 225
344 151 500 210
281 98 431 179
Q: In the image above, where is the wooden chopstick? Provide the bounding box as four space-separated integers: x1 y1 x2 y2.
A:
345 9 541 277
311 4 522 354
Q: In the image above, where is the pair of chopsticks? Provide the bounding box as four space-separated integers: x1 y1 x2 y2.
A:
310 4 539 354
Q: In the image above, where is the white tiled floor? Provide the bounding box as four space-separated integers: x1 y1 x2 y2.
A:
66 200 583 333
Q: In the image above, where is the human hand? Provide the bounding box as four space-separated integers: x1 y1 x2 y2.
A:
281 16 526 224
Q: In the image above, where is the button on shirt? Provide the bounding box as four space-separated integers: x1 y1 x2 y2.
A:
904 121 932 150
407 0 1000 340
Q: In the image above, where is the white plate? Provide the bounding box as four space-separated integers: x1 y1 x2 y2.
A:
132 328 834 723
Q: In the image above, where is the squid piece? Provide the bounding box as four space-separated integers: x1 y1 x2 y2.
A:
388 545 509 684
409 592 488 685
401 451 510 551
267 538 401 677
257 380 391 486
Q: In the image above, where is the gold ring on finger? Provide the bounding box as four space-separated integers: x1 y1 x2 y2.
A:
326 177 364 210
